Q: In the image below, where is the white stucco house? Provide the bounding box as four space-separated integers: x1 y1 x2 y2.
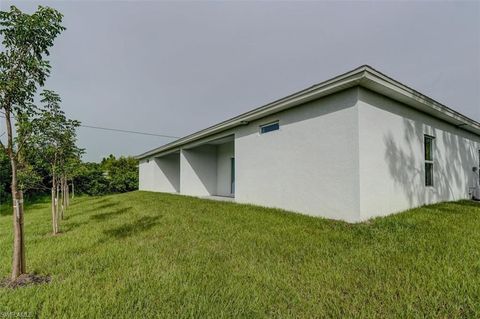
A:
137 65 480 222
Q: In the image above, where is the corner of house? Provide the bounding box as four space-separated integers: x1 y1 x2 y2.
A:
353 86 363 222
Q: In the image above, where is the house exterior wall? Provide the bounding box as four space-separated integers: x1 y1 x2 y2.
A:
138 85 480 223
138 153 180 193
357 88 480 220
180 145 217 196
234 88 361 222
139 159 155 191
216 142 234 197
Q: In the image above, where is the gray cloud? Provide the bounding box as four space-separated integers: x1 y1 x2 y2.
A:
2 0 479 161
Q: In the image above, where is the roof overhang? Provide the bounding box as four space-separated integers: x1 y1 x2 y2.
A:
137 65 480 160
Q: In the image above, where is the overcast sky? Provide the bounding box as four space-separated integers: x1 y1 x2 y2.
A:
2 0 480 162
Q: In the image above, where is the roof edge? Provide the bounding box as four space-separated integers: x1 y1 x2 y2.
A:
137 65 480 160
362 66 480 132
136 65 367 159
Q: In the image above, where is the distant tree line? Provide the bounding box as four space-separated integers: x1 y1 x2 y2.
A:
0 152 139 203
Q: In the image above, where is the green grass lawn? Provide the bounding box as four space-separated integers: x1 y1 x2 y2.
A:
0 191 479 318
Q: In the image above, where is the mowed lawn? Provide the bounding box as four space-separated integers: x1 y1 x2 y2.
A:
0 192 479 318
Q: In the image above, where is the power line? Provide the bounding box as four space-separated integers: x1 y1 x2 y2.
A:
0 113 179 139
79 124 179 138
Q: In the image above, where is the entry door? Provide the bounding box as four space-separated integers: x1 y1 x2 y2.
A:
230 157 235 195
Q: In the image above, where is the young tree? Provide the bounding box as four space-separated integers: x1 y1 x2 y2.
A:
0 6 65 280
30 90 81 234
62 154 83 210
56 122 82 222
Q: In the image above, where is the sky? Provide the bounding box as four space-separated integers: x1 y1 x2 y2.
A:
1 0 479 162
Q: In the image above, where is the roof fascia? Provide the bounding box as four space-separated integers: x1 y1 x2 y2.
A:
136 67 366 159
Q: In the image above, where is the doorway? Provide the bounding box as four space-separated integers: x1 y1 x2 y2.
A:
230 157 235 195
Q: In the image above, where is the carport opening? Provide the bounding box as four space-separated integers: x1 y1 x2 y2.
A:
155 152 180 193
183 135 235 198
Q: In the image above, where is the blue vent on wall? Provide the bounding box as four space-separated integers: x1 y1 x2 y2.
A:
260 122 279 134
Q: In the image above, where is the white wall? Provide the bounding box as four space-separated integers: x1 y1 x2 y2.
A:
180 145 217 196
139 86 480 223
358 88 480 220
139 159 154 191
234 88 361 222
138 153 180 193
216 142 234 197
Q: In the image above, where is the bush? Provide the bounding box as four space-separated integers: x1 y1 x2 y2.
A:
73 162 110 196
72 155 138 196
1 152 138 198
102 155 139 193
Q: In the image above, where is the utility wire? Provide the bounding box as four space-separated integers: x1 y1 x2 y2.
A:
79 124 179 139
0 113 179 139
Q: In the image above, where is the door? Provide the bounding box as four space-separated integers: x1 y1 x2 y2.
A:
230 157 235 196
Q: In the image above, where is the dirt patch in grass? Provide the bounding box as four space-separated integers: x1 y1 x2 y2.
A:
0 274 51 289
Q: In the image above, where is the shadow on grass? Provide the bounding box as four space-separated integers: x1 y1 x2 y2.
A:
90 207 133 221
453 200 480 208
102 215 162 239
426 201 480 215
67 196 98 207
62 221 91 233
67 201 119 218
88 202 119 212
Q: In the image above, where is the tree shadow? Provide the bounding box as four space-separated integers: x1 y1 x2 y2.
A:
66 202 118 218
62 221 90 233
426 200 480 214
68 196 98 207
90 207 133 221
454 200 480 208
102 215 162 239
383 116 479 208
89 202 118 212
361 89 480 215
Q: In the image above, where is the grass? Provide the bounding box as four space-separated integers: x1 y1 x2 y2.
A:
0 191 479 318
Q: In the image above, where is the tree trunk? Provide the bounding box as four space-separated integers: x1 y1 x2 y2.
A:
11 189 25 279
71 181 74 199
55 182 60 233
51 168 58 235
51 185 56 234
60 177 65 220
18 191 25 275
65 178 70 207
5 109 26 280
